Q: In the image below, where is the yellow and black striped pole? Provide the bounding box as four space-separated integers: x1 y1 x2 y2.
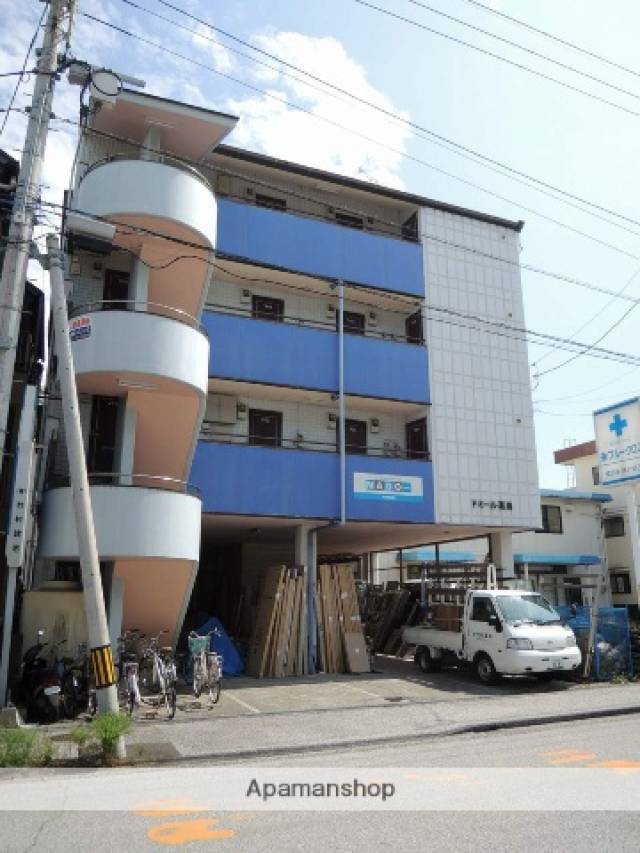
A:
90 644 116 689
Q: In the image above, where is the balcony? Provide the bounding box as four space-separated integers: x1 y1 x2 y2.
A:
216 199 424 297
192 442 434 523
75 156 217 248
203 311 429 404
70 304 209 397
38 476 202 561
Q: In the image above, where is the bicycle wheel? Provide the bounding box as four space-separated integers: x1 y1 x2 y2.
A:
209 678 221 705
192 658 203 699
165 685 177 720
127 687 135 717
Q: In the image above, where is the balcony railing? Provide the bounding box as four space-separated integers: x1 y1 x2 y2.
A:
78 153 211 191
198 431 430 461
70 300 208 335
46 471 201 498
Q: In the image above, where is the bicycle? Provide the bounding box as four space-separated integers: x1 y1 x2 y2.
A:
188 631 223 704
117 629 143 716
141 630 177 720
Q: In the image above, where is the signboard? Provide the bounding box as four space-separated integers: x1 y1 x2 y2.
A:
594 397 640 486
353 472 423 503
69 315 91 341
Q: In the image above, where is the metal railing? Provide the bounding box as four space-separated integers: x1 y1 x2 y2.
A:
78 153 211 190
69 300 208 335
198 430 430 461
203 302 424 346
46 471 201 498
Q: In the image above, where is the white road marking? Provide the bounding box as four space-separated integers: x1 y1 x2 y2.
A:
224 692 261 714
339 683 388 701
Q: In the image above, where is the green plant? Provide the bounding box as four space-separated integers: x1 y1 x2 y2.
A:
0 729 53 767
72 712 131 761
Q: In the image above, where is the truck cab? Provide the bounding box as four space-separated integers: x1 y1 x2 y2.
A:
403 589 582 684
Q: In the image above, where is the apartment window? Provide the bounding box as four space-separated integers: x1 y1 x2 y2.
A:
249 409 282 447
592 465 600 485
406 418 429 460
604 516 625 538
334 211 364 230
540 504 563 534
252 295 284 322
405 310 423 344
337 418 367 455
341 310 365 335
610 573 632 595
255 192 287 212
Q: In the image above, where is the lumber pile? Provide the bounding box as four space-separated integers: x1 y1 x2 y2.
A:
316 564 370 674
245 565 308 677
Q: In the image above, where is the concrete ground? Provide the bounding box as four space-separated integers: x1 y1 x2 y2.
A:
4 715 640 852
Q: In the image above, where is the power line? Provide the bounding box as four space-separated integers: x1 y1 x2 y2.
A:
109 1 640 233
0 4 47 136
405 0 640 103
460 0 640 81
45 114 640 309
354 0 640 121
34 196 640 369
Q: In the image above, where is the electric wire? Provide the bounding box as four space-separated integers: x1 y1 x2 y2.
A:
106 2 640 232
0 3 48 136
354 0 640 120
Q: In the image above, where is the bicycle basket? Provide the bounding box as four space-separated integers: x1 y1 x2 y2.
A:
188 634 210 655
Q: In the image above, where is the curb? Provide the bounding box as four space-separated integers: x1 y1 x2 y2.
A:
129 703 640 765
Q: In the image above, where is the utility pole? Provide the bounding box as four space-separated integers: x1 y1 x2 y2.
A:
0 0 73 481
47 234 123 754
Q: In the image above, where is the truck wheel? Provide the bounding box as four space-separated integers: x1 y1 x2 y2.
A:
415 647 440 674
474 653 497 685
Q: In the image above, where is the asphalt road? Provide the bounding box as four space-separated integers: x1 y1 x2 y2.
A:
3 714 640 853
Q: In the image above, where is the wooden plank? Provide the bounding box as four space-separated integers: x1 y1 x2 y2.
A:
344 631 370 674
245 566 286 677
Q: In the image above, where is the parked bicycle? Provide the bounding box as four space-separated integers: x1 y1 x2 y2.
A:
188 631 223 704
140 630 177 719
117 629 143 716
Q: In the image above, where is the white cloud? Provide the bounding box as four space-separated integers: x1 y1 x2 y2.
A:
190 24 235 74
224 32 412 188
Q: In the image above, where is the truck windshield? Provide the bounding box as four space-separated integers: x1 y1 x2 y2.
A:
495 594 561 625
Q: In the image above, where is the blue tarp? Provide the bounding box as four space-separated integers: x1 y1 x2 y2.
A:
556 605 633 680
196 616 245 676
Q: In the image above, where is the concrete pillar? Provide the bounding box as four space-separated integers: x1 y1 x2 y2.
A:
490 530 514 581
114 400 136 486
130 257 149 310
626 486 640 607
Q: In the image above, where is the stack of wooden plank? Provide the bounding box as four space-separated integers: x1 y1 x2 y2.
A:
316 564 369 674
245 565 308 678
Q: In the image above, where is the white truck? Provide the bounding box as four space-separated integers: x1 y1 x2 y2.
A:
402 589 582 684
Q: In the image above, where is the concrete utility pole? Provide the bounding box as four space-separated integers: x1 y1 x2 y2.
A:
0 0 72 480
47 235 123 752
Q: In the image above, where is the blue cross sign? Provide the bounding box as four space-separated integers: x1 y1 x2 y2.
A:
609 413 628 438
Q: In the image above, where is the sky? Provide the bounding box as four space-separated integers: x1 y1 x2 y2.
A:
1 0 640 489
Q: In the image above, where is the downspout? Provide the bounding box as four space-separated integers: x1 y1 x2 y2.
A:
337 279 346 526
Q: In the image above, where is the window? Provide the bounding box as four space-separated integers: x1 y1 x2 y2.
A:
611 573 632 595
252 295 284 322
471 597 496 623
592 465 600 486
340 310 365 335
604 516 625 538
255 192 287 212
337 418 367 454
334 211 364 230
540 504 562 534
249 409 282 447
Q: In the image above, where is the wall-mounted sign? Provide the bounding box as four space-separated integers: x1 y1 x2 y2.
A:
471 499 513 510
353 472 423 503
70 315 91 341
595 397 640 486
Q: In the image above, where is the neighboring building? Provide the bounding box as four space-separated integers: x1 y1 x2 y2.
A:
556 430 640 616
373 488 612 607
31 88 540 670
0 151 46 703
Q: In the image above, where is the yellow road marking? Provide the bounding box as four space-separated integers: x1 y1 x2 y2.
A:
587 759 640 774
148 818 236 845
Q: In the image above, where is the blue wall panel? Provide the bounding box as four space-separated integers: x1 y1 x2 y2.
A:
203 312 429 403
216 199 424 297
192 442 434 523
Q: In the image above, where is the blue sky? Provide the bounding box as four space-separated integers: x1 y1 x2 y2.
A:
2 0 640 488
